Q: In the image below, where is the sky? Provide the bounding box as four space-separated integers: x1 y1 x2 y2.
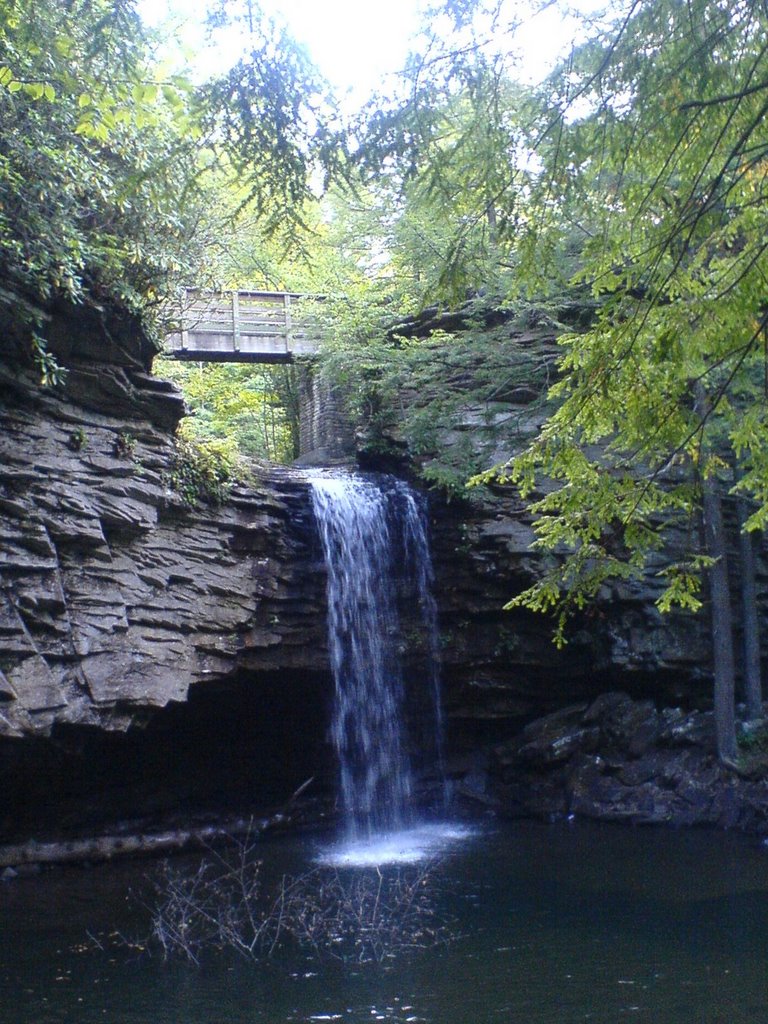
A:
259 0 424 97
137 0 603 98
138 0 424 98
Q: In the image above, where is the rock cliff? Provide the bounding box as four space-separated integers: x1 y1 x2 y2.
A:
356 305 733 735
0 300 337 839
0 295 764 844
0 357 329 741
471 692 768 834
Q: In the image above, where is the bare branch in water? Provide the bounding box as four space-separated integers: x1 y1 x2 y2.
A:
141 830 454 964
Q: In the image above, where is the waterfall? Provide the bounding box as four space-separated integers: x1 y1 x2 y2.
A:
309 473 445 840
394 480 447 799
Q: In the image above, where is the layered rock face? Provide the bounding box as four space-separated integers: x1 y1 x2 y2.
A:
0 348 715 746
428 493 715 739
359 306 725 733
0 304 341 838
0 361 328 741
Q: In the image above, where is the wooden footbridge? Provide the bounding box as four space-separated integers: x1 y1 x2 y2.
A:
164 288 324 363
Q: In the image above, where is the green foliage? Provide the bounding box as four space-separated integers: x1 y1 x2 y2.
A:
456 0 768 635
7 0 768 654
67 426 87 452
157 358 298 463
0 0 345 382
0 0 203 318
167 431 242 508
347 6 563 309
31 332 66 387
201 3 344 242
737 722 768 754
113 430 137 459
320 306 559 496
735 721 768 774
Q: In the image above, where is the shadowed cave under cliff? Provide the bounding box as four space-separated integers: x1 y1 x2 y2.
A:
0 670 337 845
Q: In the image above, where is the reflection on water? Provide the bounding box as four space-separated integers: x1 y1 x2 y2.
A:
1 819 768 1023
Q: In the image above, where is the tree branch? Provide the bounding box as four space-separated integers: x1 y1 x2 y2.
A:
680 76 768 110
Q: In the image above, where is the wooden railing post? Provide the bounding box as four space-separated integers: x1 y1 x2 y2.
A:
232 290 241 353
180 287 189 351
284 292 293 355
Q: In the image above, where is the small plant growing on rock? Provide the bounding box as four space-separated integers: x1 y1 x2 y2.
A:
32 333 67 388
113 430 137 459
67 426 87 451
167 433 240 508
736 721 768 774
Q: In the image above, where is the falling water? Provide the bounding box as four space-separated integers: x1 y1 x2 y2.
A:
395 480 447 797
309 473 446 845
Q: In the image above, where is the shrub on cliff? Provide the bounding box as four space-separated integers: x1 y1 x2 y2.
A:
167 433 242 508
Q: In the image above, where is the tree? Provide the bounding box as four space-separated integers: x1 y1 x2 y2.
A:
0 0 343 377
353 46 541 305
324 0 768 760
469 0 768 760
156 358 299 462
200 1 344 243
0 0 203 329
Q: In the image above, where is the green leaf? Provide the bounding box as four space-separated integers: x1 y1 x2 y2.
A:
162 84 182 107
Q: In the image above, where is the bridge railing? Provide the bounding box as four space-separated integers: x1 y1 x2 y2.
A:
164 288 324 362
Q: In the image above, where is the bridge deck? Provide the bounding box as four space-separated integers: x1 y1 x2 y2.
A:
164 289 323 363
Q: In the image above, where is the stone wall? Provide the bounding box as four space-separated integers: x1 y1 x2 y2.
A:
296 362 356 465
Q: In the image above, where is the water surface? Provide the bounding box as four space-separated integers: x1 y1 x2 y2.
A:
1 819 767 1023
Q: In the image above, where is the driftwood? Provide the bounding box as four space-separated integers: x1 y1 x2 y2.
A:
0 778 323 873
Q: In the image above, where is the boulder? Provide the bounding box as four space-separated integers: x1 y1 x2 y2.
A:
480 694 768 834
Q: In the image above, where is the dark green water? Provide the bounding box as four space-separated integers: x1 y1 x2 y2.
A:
1 819 767 1024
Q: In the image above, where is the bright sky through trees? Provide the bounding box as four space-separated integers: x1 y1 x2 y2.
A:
136 0 600 95
261 0 423 95
137 0 422 95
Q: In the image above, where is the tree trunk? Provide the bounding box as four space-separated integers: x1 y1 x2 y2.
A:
701 475 738 762
694 382 738 763
0 778 320 870
486 199 498 245
737 493 763 719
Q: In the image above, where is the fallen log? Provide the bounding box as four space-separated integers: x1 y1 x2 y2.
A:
0 779 329 873
0 816 270 872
